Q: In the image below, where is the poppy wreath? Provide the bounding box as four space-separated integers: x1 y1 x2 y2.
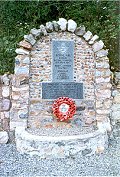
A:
52 97 76 122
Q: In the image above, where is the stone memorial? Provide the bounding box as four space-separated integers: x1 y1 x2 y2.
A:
0 18 114 157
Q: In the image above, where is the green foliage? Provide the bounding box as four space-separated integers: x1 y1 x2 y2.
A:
0 0 119 74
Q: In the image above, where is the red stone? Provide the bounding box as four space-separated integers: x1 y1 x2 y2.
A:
19 40 32 50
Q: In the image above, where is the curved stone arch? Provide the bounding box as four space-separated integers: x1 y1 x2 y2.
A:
10 18 111 132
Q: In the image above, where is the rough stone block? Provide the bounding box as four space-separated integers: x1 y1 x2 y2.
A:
67 19 77 32
96 49 108 57
0 131 9 144
15 48 29 55
2 86 10 98
92 40 104 52
113 94 120 103
75 26 86 36
15 66 29 75
19 40 32 50
46 22 54 32
83 31 92 41
30 28 41 37
88 35 99 45
52 21 59 31
1 74 10 85
24 34 36 45
57 18 67 31
1 99 11 111
40 25 47 36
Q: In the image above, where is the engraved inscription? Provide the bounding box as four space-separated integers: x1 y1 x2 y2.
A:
52 40 74 82
42 82 83 99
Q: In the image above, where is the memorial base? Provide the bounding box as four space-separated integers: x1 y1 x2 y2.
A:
15 127 108 158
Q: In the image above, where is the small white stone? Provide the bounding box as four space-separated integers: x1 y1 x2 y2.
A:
83 31 92 41
89 35 99 44
57 18 67 31
92 40 104 52
0 131 9 144
2 86 10 97
67 19 77 32
15 48 29 55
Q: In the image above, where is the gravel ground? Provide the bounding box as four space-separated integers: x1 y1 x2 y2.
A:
0 137 120 176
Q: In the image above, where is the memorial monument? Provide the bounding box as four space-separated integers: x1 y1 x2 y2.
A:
8 18 112 157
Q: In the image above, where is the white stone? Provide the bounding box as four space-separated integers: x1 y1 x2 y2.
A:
96 49 108 57
83 31 92 41
46 22 53 32
10 121 27 131
104 100 112 109
24 34 36 45
2 86 10 97
57 18 67 31
112 104 120 111
114 94 120 103
12 86 29 91
112 89 120 97
52 21 59 31
89 35 99 45
96 109 110 115
111 111 120 120
4 111 10 119
15 48 29 55
96 100 103 108
15 66 29 75
92 40 104 52
30 28 41 37
97 122 107 133
75 26 86 36
96 90 111 99
0 131 9 144
115 72 120 80
23 57 30 64
2 74 10 85
2 99 11 111
67 19 77 32
40 25 47 36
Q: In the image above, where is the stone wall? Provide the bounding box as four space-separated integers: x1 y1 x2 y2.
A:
0 74 11 131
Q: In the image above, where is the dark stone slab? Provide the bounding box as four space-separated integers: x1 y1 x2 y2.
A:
42 82 83 99
52 40 74 82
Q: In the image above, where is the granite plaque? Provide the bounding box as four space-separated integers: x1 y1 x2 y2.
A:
42 82 83 99
52 40 74 82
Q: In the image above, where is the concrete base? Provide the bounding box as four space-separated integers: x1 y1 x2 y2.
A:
15 127 108 158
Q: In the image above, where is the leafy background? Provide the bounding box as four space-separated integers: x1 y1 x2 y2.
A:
0 0 119 74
